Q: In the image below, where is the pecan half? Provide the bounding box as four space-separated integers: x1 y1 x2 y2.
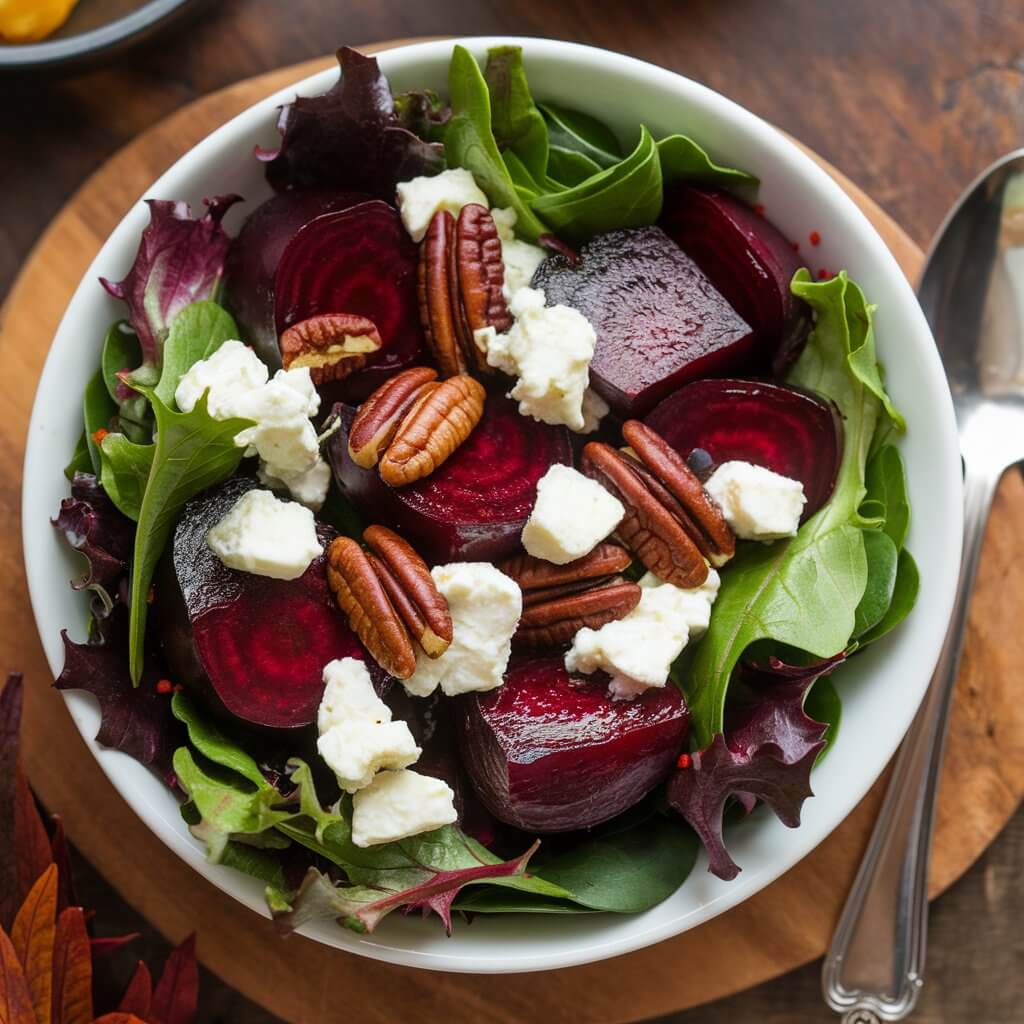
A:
364 525 452 658
378 374 486 488
347 366 438 469
418 206 511 379
279 313 382 385
498 544 640 648
326 536 417 679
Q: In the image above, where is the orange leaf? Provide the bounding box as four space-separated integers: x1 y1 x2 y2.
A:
115 962 150 1019
0 926 35 1024
149 935 197 1024
91 1016 149 1024
50 908 91 1024
10 865 56 1024
14 767 53 909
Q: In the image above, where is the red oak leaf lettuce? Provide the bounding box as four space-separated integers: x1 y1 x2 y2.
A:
100 195 241 367
271 840 539 935
259 47 444 198
51 473 134 596
669 655 843 880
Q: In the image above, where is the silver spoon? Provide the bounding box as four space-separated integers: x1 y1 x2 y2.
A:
822 149 1024 1022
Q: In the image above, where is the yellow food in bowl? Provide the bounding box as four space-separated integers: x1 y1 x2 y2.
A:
0 0 80 43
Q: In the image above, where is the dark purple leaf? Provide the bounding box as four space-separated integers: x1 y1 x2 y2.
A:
52 473 134 593
50 818 78 915
273 841 539 936
14 766 53 908
668 655 842 881
149 933 198 1024
54 609 182 781
118 961 153 1018
89 934 140 959
100 195 241 367
0 674 24 930
260 47 444 198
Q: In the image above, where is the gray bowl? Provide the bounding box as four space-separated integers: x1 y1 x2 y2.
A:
0 0 203 73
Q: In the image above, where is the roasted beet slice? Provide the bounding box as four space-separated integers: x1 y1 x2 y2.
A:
459 657 689 833
645 378 842 519
532 226 754 418
274 200 424 400
660 186 811 373
224 190 372 367
326 394 572 564
157 477 367 730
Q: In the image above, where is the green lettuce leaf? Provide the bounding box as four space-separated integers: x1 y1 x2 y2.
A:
686 271 902 744
82 369 116 476
657 134 758 188
99 433 154 521
155 300 239 408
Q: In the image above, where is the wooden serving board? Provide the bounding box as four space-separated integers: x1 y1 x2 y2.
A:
1 49 1022 1024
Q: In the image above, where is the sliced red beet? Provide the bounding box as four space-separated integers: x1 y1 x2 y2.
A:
660 186 811 373
532 226 754 418
459 657 689 833
645 378 843 519
274 200 424 400
223 190 372 368
326 394 572 563
157 477 367 730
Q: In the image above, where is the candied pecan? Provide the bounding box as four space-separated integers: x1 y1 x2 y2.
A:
500 543 632 593
279 313 382 385
347 366 438 469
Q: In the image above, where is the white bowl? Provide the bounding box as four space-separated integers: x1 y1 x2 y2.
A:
22 37 963 973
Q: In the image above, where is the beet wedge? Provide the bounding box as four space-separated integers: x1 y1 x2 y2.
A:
224 189 372 368
274 200 424 399
459 657 689 833
327 395 572 563
158 477 366 730
660 186 811 373
645 378 843 520
532 226 754 418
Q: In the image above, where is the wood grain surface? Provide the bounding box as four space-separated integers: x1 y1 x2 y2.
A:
1 3 1022 1022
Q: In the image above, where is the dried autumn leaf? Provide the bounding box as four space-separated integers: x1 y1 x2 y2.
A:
0 674 24 931
13 769 51 911
92 1015 149 1024
0 926 34 1024
48 822 76 917
149 934 198 1024
11 863 56 1024
51 907 92 1024
116 962 152 1019
88 935 139 961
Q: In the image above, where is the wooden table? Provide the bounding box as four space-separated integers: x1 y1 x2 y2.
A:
1 2 1021 1022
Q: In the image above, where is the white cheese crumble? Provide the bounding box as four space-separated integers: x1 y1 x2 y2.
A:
704 461 806 542
315 658 421 794
521 464 624 565
174 342 329 510
566 569 721 699
395 168 490 242
206 489 322 581
488 206 547 297
478 286 597 431
351 769 458 848
403 563 522 698
580 387 610 434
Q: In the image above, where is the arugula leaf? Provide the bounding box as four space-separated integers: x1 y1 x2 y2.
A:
657 134 759 188
853 529 899 637
82 369 116 476
126 390 253 684
484 45 549 185
155 301 239 408
530 126 663 241
99 434 154 521
687 271 900 744
63 433 91 481
540 102 622 169
444 44 549 242
864 444 911 550
857 548 920 648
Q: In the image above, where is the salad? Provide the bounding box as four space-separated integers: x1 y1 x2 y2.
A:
51 44 918 935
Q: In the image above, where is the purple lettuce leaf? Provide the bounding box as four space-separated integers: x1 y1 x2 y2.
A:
271 839 539 935
51 472 134 594
668 655 843 881
54 607 182 781
100 195 241 367
258 47 444 198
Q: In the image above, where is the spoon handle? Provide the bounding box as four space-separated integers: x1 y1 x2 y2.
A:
821 463 999 1022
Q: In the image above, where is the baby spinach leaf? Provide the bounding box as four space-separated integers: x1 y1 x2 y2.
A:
687 271 896 744
502 148 545 197
127 390 253 684
805 676 842 761
865 444 911 550
657 134 758 188
101 321 141 403
530 126 663 241
484 45 549 186
856 548 920 648
155 301 239 408
547 147 604 187
64 433 92 481
444 44 548 242
99 434 154 521
540 102 622 169
453 889 596 914
82 369 117 476
218 841 290 891
853 529 899 637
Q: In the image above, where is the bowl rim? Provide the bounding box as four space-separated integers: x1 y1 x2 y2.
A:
21 35 964 973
